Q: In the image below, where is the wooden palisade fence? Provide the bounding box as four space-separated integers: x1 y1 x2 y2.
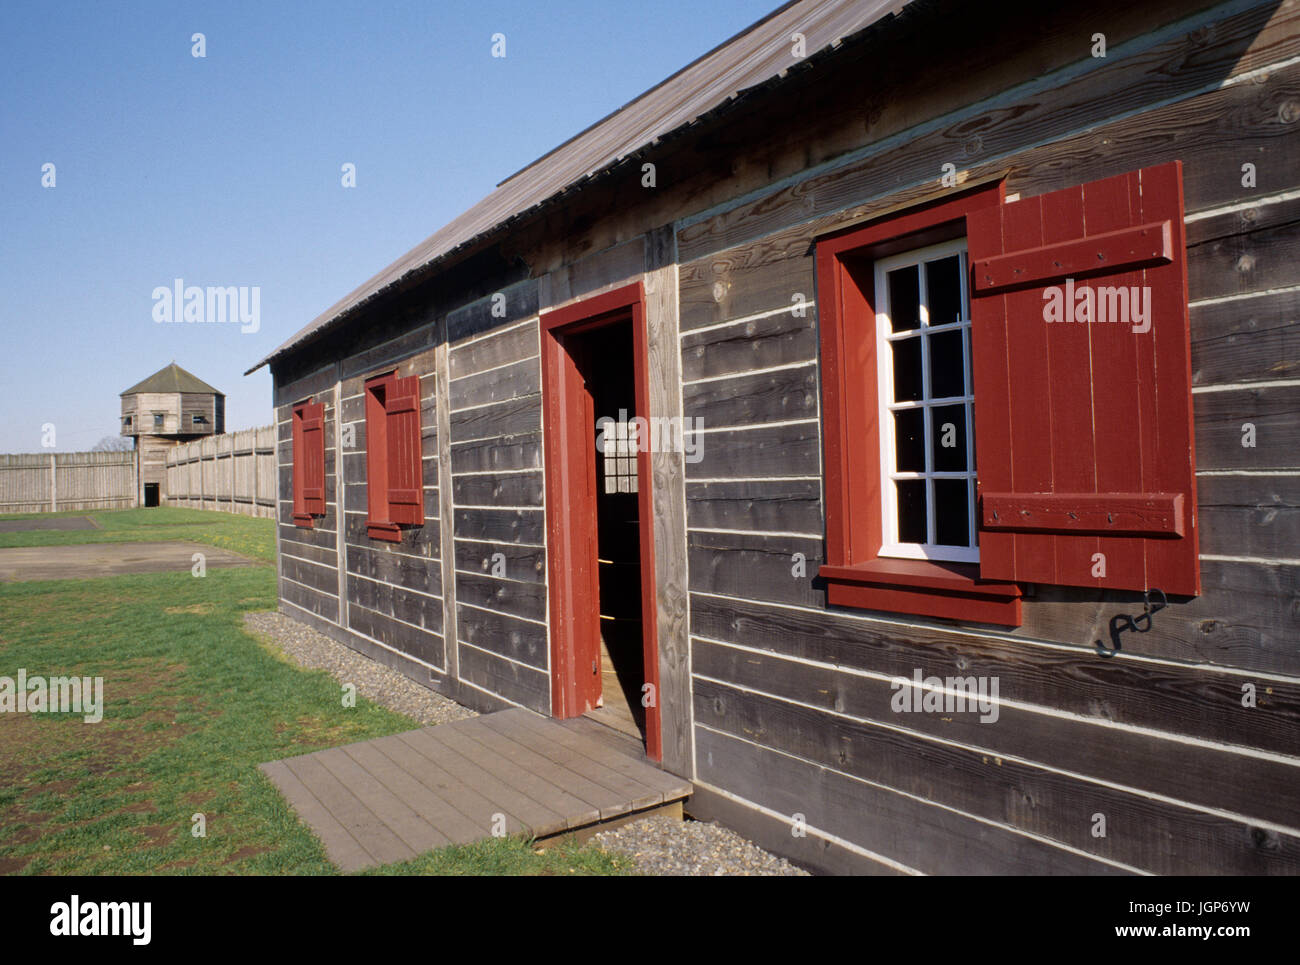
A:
165 426 276 519
0 452 138 513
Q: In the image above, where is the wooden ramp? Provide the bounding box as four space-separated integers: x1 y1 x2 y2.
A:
259 707 692 871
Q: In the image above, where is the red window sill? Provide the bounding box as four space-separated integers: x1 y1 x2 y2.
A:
292 513 314 530
367 520 402 542
819 558 1023 627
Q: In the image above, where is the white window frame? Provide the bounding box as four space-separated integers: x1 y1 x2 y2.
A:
874 238 978 563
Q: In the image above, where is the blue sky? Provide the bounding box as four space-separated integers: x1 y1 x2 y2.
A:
0 0 775 452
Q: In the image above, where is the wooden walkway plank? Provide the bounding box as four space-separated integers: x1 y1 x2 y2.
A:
396 727 560 837
355 737 501 845
491 711 665 815
281 754 417 868
259 760 375 872
548 715 693 796
477 711 646 810
471 711 633 819
423 724 600 832
260 709 696 870
314 745 453 855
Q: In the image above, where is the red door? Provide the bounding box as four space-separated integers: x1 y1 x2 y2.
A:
540 283 662 761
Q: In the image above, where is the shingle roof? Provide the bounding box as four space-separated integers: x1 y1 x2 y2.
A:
247 0 911 374
121 362 224 397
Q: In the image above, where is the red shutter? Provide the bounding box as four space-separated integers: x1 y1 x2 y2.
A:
364 376 399 541
967 161 1199 596
291 404 311 528
301 402 325 515
384 375 424 527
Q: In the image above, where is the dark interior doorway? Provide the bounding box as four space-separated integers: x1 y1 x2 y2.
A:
143 483 159 507
541 283 661 760
570 321 646 743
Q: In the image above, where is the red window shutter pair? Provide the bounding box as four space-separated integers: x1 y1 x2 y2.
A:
967 161 1199 596
365 372 424 540
291 401 325 528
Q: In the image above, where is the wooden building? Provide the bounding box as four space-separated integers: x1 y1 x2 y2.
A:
121 362 225 506
248 0 1299 874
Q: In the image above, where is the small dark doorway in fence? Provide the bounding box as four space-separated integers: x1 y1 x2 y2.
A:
144 483 159 507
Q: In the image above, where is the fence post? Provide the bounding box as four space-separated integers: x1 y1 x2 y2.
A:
50 452 57 512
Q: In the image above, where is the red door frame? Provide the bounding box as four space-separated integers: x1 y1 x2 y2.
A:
540 282 662 761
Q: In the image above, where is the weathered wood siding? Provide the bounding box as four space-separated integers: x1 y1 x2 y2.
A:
136 434 174 493
672 0 1300 874
178 393 219 435
0 451 137 512
275 371 342 629
121 392 220 435
446 282 550 713
340 346 447 683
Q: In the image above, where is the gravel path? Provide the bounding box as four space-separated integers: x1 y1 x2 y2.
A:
245 610 808 874
594 815 809 876
243 611 476 726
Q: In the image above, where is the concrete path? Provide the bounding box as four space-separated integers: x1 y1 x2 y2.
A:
0 541 257 581
0 515 98 532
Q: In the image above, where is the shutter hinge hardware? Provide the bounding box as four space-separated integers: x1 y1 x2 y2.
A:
1095 587 1167 658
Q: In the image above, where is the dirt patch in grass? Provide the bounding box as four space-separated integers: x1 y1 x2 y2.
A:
1 819 52 850
222 845 268 866
183 789 217 808
33 779 77 796
133 824 175 848
163 604 214 615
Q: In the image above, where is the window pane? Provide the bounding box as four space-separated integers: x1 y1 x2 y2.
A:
893 409 924 472
887 265 920 332
929 329 965 399
934 478 970 547
926 255 963 326
891 337 922 402
931 404 967 472
896 480 927 544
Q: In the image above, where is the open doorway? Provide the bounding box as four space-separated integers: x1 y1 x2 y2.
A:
540 283 661 760
143 483 159 507
580 321 645 741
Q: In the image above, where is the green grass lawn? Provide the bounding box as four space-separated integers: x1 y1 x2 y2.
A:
0 509 630 875
0 507 276 563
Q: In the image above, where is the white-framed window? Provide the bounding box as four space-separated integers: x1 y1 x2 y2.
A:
599 417 639 494
874 238 977 563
